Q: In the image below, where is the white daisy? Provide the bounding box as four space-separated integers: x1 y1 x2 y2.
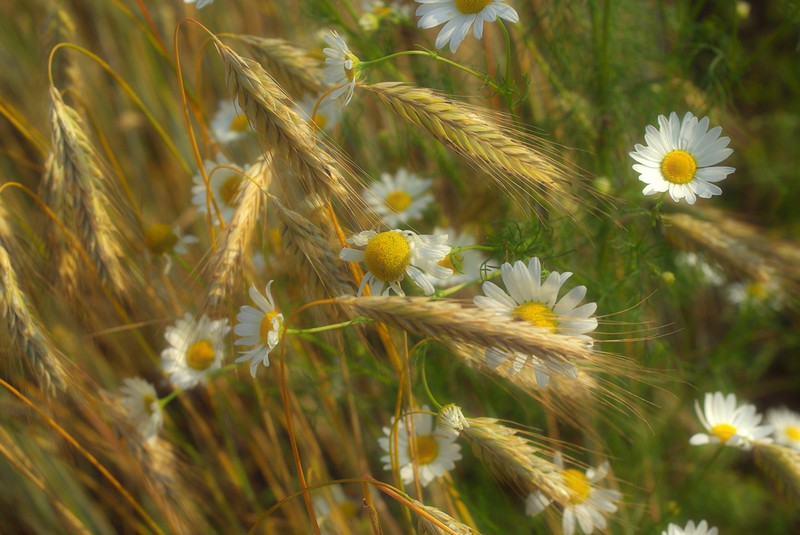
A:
296 94 342 133
724 280 781 309
629 111 735 205
143 223 199 274
415 0 520 53
210 100 250 144
340 229 452 296
234 281 283 378
526 454 620 535
323 30 360 106
160 313 230 389
689 392 773 450
362 169 434 227
766 407 800 450
431 227 493 288
473 258 597 387
378 405 462 487
662 520 719 535
191 154 244 226
119 377 163 443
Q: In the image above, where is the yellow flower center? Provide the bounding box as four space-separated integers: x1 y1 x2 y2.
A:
384 190 413 212
229 114 249 132
710 423 737 443
142 394 157 416
660 150 697 184
785 426 800 441
219 175 243 206
438 254 455 271
143 224 178 255
186 340 216 371
364 231 411 283
563 469 591 505
746 281 768 300
512 302 558 333
344 55 357 82
454 0 492 14
409 434 440 465
259 311 280 344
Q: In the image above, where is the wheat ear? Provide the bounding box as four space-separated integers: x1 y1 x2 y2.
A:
413 498 479 535
754 442 800 506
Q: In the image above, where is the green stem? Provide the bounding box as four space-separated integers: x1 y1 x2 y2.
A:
449 244 498 254
418 352 442 410
285 316 371 335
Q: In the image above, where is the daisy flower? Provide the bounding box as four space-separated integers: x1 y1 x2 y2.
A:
362 169 434 227
340 229 452 296
662 520 719 535
378 405 462 487
323 31 360 106
143 223 198 274
210 100 250 144
431 227 493 288
724 280 782 310
296 94 342 133
629 111 735 204
415 0 520 53
234 281 283 378
766 407 800 450
689 392 773 450
119 377 163 443
161 313 230 389
525 454 620 535
191 154 244 225
473 258 597 387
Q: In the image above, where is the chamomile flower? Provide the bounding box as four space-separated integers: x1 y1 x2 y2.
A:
662 520 719 535
725 280 782 310
323 31 360 106
378 405 462 487
415 0 520 53
160 313 230 389
191 154 244 225
296 94 342 133
431 227 492 288
766 407 800 450
119 377 162 443
143 223 198 274
525 454 621 535
362 169 434 227
340 229 452 296
629 111 735 205
690 392 773 450
473 258 597 387
210 100 250 144
234 281 283 378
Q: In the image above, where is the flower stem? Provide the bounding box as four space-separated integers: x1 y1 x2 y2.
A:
286 316 372 335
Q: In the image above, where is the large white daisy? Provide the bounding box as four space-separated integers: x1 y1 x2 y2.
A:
210 100 250 144
525 454 620 535
415 0 520 53
662 520 718 535
378 405 462 487
160 313 230 389
362 169 434 227
629 111 735 205
119 377 163 443
473 258 597 387
191 154 244 226
323 30 360 106
766 407 800 451
340 229 452 296
689 392 773 450
234 281 283 378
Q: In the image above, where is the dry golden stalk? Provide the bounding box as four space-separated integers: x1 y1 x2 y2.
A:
0 242 66 394
336 295 593 366
414 498 479 535
41 5 83 96
229 35 325 98
213 39 347 208
754 442 800 506
48 87 130 301
364 82 574 201
206 155 272 307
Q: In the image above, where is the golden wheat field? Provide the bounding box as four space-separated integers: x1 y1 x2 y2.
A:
1 0 799 533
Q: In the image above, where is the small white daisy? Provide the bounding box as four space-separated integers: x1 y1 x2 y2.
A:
766 407 800 450
191 154 244 225
526 454 620 535
689 392 773 450
431 227 492 288
234 281 283 378
323 30 360 106
143 223 199 274
210 100 250 144
629 111 735 205
378 405 462 487
725 280 781 309
119 377 163 443
473 258 597 387
662 520 719 535
296 94 342 133
185 0 214 8
340 229 452 296
415 0 520 53
362 169 434 227
161 313 230 389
